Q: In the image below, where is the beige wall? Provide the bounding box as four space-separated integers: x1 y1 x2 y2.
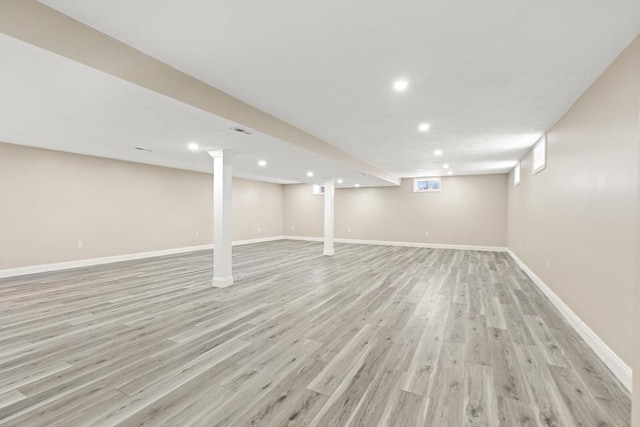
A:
232 177 283 241
284 174 508 247
507 37 639 367
0 143 283 269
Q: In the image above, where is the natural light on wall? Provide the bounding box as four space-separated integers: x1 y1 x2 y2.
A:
514 162 521 186
532 135 547 174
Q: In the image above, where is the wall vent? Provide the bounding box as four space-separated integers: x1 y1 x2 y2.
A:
230 127 253 135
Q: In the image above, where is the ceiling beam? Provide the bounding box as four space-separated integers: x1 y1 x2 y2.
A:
0 0 401 186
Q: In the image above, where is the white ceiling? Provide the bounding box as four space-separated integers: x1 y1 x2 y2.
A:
39 0 640 178
0 34 391 188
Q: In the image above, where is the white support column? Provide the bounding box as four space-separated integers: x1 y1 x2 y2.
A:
208 149 234 287
323 179 336 256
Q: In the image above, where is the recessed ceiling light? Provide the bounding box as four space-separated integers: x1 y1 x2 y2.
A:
434 149 443 156
188 142 199 151
337 179 343 184
307 171 314 177
418 123 430 132
447 171 453 175
355 183 360 187
393 79 408 92
443 163 450 169
258 160 267 167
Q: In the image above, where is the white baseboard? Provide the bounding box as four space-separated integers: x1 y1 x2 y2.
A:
0 235 506 278
283 235 507 252
232 235 285 246
507 249 632 391
0 236 285 279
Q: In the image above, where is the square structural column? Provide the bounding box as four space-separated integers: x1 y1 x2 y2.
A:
323 179 336 256
208 149 234 287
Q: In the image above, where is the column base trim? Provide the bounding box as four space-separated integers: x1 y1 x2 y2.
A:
212 276 234 288
323 249 335 256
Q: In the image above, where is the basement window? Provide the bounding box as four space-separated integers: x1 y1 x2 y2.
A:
514 162 521 187
532 135 547 174
413 177 441 192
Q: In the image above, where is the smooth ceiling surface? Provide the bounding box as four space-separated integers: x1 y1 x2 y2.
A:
41 0 640 177
0 34 392 187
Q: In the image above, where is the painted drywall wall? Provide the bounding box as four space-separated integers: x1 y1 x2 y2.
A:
0 142 283 269
634 156 640 424
507 37 639 368
284 174 508 247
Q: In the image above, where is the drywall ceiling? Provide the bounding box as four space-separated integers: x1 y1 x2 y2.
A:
0 34 390 188
40 0 640 178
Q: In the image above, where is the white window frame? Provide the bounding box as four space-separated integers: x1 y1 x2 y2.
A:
413 177 441 193
513 162 521 187
532 135 547 175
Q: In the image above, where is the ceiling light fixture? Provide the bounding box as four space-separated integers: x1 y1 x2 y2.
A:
443 163 450 169
434 149 443 156
393 79 408 92
188 142 199 151
355 183 360 187
418 123 430 132
447 171 453 175
307 171 314 177
258 160 267 167
337 179 343 184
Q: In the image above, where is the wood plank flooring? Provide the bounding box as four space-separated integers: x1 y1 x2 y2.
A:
0 240 631 426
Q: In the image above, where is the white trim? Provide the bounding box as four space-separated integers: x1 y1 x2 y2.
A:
285 236 324 242
283 236 507 252
212 276 234 288
232 236 285 246
507 249 632 391
0 236 286 278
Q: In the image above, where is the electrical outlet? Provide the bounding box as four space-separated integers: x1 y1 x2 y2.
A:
257 227 261 233
195 231 200 237
425 231 429 237
546 258 550 269
348 228 352 233
291 225 295 231
77 240 83 249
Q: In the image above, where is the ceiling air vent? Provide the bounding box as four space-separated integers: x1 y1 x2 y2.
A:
230 127 253 135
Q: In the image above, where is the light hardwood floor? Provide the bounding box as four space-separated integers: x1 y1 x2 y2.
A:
0 241 631 426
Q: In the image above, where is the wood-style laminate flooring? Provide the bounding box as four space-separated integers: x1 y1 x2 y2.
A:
0 241 631 426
